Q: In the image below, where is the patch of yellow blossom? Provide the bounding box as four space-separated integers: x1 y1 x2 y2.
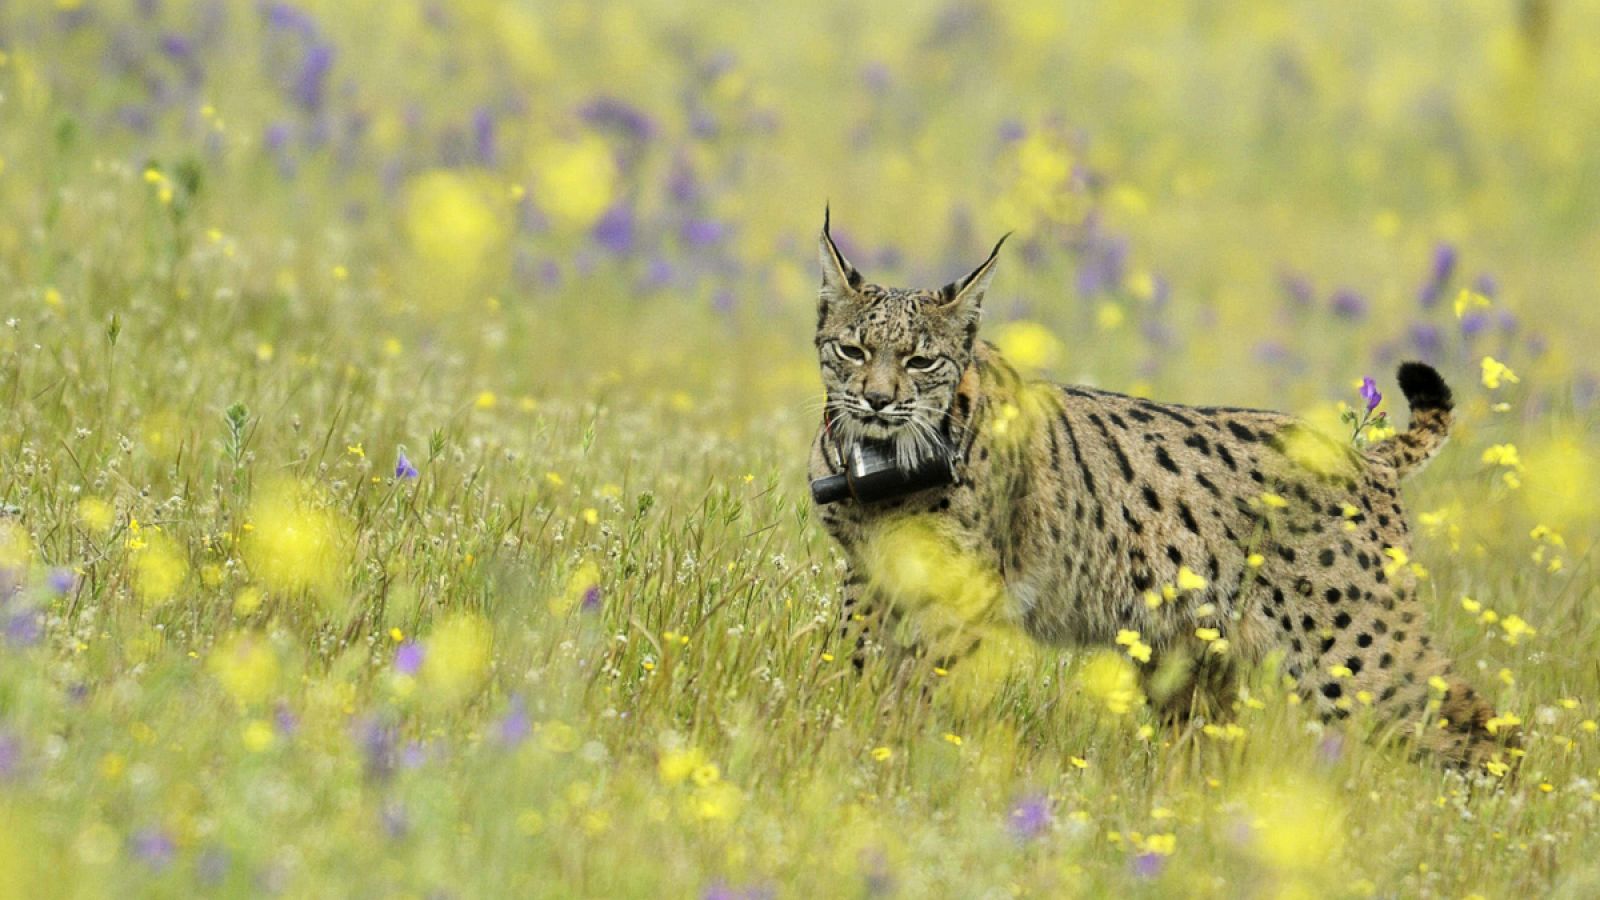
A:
1521 435 1596 530
1480 356 1519 390
1480 443 1524 489
1238 773 1345 875
991 130 1086 236
208 631 281 706
1078 651 1144 715
1454 288 1492 319
131 524 188 604
405 169 510 290
242 479 352 610
1116 629 1153 663
419 613 493 704
1381 546 1427 580
1275 422 1355 477
658 744 742 822
76 497 114 533
1529 525 1566 573
990 320 1065 371
862 515 1005 647
0 521 32 570
549 560 601 616
529 136 617 230
1176 566 1208 591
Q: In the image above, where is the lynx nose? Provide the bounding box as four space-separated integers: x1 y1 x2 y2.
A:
862 390 893 411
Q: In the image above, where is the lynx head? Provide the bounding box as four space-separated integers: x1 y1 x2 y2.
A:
814 209 1006 463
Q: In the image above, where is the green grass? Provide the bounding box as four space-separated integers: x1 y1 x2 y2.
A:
1 1 1599 897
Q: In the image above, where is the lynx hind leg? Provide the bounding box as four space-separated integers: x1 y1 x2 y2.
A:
1285 578 1517 770
1143 647 1239 725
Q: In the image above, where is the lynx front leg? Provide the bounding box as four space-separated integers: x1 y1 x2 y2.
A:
836 560 986 680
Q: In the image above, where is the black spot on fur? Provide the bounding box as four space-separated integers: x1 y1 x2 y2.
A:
1318 548 1335 567
1154 445 1181 474
1183 433 1211 455
1141 485 1162 512
1087 414 1135 481
1178 502 1199 534
1216 444 1238 471
1226 421 1259 443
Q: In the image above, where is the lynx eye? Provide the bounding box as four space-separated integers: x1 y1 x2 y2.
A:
904 355 938 372
834 343 867 363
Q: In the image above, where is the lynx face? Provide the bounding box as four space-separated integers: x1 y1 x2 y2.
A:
813 212 1006 462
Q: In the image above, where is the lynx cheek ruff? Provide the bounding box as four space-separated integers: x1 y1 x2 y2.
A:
809 437 957 506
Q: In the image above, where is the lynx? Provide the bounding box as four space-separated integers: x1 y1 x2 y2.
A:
808 213 1514 768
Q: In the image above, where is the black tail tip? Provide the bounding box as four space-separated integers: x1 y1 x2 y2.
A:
1396 361 1453 412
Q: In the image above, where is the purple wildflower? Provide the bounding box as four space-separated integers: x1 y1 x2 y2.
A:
577 97 657 142
1074 235 1128 298
356 717 397 781
995 119 1026 144
860 61 892 93
394 450 418 480
273 702 299 737
1359 377 1382 412
47 567 76 595
666 154 702 205
1460 312 1490 338
1007 794 1052 841
1474 272 1499 298
1417 242 1456 307
1279 271 1315 309
0 731 20 779
580 584 602 614
394 641 424 675
131 827 176 871
293 43 335 113
5 609 41 647
638 256 674 292
1330 289 1368 320
159 34 194 60
1132 852 1167 879
264 3 319 37
499 696 531 747
681 218 728 247
1410 322 1441 356
592 203 637 254
472 106 497 165
264 121 292 152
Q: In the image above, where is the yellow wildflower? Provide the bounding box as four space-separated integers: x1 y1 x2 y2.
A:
1480 356 1519 390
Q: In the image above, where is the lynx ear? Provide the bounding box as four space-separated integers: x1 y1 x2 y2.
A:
937 233 1009 320
818 206 863 299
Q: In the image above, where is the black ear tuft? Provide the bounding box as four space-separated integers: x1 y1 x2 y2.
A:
938 232 1009 312
1396 361 1453 412
819 206 863 291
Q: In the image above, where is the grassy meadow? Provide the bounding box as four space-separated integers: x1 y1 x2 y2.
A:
2 1 1600 896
